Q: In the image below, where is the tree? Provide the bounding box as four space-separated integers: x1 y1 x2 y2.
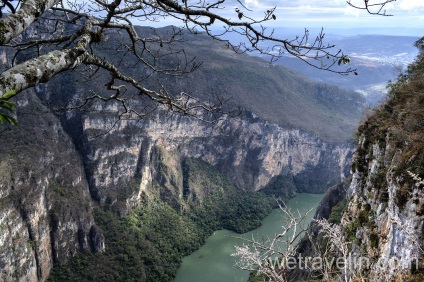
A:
0 0 357 124
232 200 312 282
231 209 364 282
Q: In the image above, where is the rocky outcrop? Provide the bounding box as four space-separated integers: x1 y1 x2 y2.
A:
59 105 353 213
341 134 424 281
339 51 424 281
0 92 104 282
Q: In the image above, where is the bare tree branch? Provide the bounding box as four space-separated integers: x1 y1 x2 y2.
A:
0 0 358 125
347 0 396 16
0 48 85 97
232 199 312 282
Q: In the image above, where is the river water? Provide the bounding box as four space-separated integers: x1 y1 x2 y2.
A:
174 193 324 282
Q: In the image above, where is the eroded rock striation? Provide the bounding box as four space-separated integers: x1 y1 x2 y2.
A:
0 92 103 282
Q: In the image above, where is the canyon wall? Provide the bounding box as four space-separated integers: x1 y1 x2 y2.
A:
0 93 104 282
0 89 353 281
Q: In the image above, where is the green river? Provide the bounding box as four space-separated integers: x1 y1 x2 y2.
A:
174 193 324 282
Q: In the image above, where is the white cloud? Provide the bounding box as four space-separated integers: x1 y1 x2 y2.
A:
150 0 424 31
245 0 259 7
343 6 361 17
397 0 424 10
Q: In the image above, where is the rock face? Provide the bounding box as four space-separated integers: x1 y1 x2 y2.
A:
62 105 353 213
340 51 424 281
341 134 424 281
0 92 104 282
287 50 424 282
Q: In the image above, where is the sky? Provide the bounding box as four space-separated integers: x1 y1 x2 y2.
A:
149 0 424 36
240 0 424 28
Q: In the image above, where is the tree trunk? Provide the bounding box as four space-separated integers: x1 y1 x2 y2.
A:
0 0 58 44
0 48 85 98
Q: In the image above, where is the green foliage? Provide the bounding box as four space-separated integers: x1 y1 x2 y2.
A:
50 182 69 197
358 210 369 225
260 174 297 199
328 199 347 224
48 200 197 282
198 62 362 142
183 157 274 233
354 50 424 210
192 187 273 234
48 160 275 281
0 90 17 125
345 220 360 244
370 168 387 192
249 272 268 282
356 203 375 228
369 232 379 248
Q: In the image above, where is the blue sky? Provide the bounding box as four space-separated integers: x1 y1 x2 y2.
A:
150 0 424 35
244 0 424 28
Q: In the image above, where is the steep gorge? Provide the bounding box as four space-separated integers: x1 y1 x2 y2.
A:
63 107 354 214
0 27 365 281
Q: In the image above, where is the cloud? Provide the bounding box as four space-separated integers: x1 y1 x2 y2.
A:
343 5 361 17
397 0 424 10
245 0 259 8
149 0 424 31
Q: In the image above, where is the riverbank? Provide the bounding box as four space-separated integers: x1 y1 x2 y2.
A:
175 193 324 282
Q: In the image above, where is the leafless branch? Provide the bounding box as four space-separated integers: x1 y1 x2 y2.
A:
0 0 357 126
232 199 312 282
347 0 396 16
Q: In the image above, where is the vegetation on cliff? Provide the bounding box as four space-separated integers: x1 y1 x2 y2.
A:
48 158 275 281
354 40 424 209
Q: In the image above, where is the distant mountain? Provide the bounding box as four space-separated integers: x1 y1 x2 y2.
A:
220 29 419 106
264 34 419 106
93 26 366 142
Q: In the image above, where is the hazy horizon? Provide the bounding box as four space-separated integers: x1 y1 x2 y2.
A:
144 0 424 37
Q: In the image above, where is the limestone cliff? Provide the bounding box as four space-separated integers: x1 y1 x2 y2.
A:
340 49 424 281
58 106 353 214
0 92 104 282
342 128 424 280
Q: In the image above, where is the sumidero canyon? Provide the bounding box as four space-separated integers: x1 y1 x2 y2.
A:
0 0 423 281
